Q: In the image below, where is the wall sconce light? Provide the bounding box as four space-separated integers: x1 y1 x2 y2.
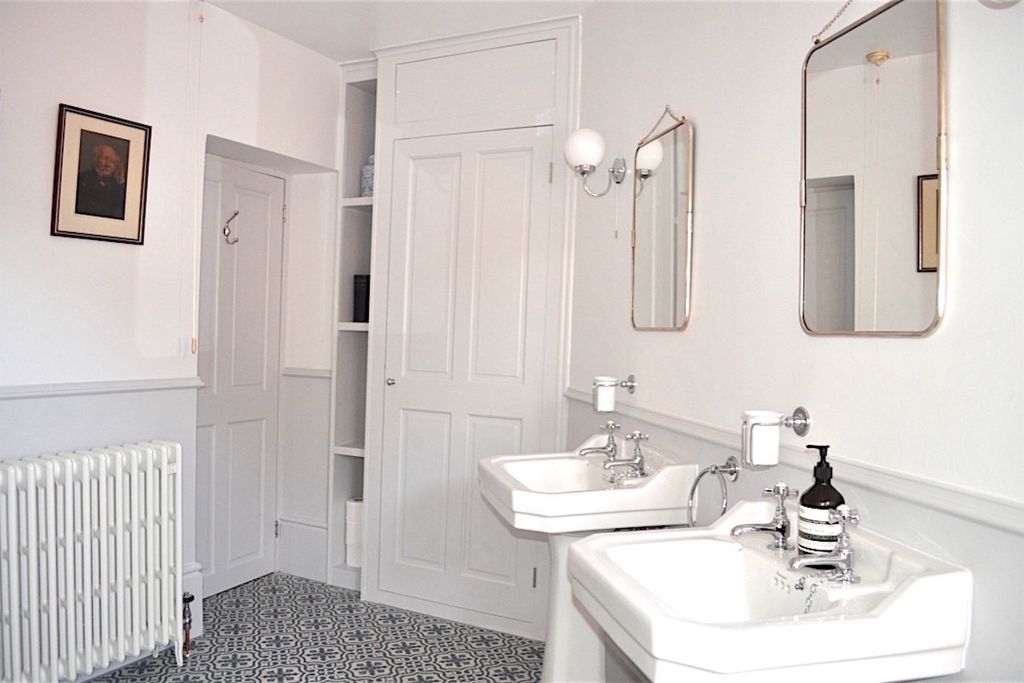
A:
634 138 664 196
564 128 626 198
740 407 812 470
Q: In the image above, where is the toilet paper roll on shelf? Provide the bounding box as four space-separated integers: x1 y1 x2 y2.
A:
345 543 363 568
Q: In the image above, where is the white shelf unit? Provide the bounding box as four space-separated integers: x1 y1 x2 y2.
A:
327 60 377 590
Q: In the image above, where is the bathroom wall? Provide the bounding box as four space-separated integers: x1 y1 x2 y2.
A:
569 0 1023 515
567 1 1024 679
0 1 196 387
0 0 342 637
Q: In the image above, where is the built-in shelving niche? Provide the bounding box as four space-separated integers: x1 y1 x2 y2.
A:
326 63 377 590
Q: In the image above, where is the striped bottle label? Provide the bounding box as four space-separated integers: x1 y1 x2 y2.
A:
798 505 840 555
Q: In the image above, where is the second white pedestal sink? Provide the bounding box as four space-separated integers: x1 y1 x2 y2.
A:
478 435 699 683
568 499 973 682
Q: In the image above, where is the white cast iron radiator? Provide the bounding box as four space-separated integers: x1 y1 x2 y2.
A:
0 442 184 682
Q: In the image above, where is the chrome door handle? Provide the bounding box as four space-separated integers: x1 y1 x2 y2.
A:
386 378 396 386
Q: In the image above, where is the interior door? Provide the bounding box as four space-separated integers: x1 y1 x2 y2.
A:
378 127 553 623
197 156 285 597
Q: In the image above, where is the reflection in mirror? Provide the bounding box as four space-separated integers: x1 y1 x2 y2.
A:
801 0 945 335
632 107 694 330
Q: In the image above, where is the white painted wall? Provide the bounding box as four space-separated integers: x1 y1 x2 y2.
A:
0 2 196 386
568 0 1024 504
0 0 343 643
283 174 338 370
566 1 1024 678
0 1 340 386
197 3 341 172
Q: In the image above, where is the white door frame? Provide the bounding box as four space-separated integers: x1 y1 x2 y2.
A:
361 17 579 639
196 153 289 596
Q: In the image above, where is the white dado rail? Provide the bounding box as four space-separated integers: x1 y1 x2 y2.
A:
565 387 1024 537
0 377 205 401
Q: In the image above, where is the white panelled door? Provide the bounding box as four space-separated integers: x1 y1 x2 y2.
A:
197 157 285 596
379 127 553 623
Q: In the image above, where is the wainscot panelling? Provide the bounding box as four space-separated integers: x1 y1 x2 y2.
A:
567 394 1024 682
277 371 332 580
0 382 204 639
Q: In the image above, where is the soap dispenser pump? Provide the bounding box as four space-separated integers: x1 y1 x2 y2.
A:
797 444 846 560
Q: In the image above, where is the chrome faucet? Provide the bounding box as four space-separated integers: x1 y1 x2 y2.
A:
602 431 648 479
578 420 620 460
788 505 860 584
730 482 797 550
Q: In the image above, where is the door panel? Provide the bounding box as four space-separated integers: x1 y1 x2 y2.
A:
379 127 552 624
404 155 460 378
197 156 284 597
396 409 451 570
471 150 533 382
461 415 523 582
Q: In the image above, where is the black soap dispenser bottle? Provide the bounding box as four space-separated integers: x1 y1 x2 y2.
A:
797 444 845 561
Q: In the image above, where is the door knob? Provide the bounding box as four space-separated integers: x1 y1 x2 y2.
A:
386 378 396 386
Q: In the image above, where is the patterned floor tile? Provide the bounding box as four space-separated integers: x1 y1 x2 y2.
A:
90 573 543 682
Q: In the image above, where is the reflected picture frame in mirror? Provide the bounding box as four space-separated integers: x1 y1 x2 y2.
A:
631 106 695 331
800 0 947 336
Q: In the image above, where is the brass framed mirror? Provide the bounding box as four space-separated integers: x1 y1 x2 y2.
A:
800 0 946 336
631 107 695 331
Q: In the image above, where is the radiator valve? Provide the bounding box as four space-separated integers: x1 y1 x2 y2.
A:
182 592 195 657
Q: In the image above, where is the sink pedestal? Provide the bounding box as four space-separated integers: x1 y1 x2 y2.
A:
542 533 604 683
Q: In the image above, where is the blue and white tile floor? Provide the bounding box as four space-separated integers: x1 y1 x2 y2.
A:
92 573 544 682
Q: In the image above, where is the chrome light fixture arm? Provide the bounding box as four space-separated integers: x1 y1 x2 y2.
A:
575 158 627 198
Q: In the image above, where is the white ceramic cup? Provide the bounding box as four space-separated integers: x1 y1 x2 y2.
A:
741 410 783 468
592 376 618 412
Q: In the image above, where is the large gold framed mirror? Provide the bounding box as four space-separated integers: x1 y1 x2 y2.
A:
801 0 946 336
632 107 695 330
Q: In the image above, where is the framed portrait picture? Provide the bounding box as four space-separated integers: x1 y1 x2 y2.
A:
51 104 151 245
917 173 939 273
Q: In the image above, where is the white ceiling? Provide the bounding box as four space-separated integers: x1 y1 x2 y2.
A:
209 0 594 63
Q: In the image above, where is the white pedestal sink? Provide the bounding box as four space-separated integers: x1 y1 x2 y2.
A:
568 499 973 682
478 436 699 683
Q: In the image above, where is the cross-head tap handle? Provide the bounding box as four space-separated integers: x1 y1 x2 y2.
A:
762 482 797 500
625 431 649 442
828 504 859 534
600 420 621 433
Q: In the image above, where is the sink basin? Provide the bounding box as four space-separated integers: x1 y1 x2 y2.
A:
478 436 699 533
478 436 700 682
568 499 972 682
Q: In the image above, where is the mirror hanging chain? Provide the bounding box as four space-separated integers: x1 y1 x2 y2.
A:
637 105 686 148
812 0 855 44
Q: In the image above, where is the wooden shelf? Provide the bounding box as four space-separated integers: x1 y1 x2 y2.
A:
342 196 374 209
334 443 366 458
336 322 369 332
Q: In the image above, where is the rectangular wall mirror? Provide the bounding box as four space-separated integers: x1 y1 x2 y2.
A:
801 0 946 336
632 108 695 331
